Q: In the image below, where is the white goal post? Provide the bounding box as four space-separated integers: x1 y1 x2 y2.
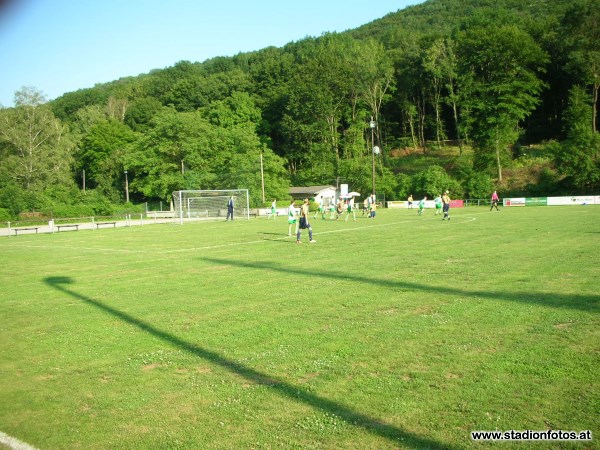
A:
172 189 250 224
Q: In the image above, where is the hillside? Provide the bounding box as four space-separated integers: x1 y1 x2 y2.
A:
351 0 573 39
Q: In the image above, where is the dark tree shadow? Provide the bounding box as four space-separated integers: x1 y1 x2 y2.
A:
44 276 456 450
199 258 599 313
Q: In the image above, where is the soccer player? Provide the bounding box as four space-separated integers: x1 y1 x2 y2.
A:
329 200 337 220
418 196 427 215
442 191 451 220
434 194 442 215
287 200 298 236
226 196 234 221
314 197 325 219
369 195 377 218
407 194 414 209
335 198 345 220
345 198 356 221
490 191 500 211
297 198 316 244
268 198 277 219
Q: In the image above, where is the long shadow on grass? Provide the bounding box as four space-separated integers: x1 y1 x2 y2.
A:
44 275 455 450
201 258 599 313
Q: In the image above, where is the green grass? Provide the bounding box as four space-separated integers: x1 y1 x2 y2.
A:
1 206 598 449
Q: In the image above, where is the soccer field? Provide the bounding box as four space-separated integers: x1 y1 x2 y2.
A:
1 206 598 449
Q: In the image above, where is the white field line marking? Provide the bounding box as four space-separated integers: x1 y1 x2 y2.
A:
160 215 478 253
2 244 153 254
2 215 478 256
0 431 39 450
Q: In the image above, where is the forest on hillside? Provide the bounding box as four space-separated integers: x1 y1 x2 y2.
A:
0 0 598 219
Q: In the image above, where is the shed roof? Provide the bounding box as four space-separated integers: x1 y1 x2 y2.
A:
289 186 336 196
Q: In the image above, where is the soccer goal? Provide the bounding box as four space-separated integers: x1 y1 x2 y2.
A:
172 189 250 224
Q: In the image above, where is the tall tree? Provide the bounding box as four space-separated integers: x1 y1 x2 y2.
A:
283 34 393 185
283 35 355 182
203 91 290 204
388 30 428 148
126 99 289 205
125 109 216 201
79 119 137 197
559 0 600 133
456 25 548 181
355 39 395 140
422 37 448 147
553 85 600 191
427 37 464 153
0 87 75 197
219 129 290 206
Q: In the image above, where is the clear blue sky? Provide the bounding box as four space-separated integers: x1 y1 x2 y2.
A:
0 0 423 107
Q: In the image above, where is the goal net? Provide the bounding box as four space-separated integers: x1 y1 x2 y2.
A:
172 189 250 224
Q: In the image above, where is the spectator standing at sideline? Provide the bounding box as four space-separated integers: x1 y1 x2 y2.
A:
442 191 451 221
490 191 500 211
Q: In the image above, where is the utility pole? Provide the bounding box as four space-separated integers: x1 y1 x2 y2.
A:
260 153 265 203
124 170 129 203
370 118 378 196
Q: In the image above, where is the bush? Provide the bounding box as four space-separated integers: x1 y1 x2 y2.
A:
526 167 561 196
464 172 494 199
0 208 12 222
113 202 146 215
412 165 461 197
42 204 95 218
394 173 412 200
0 184 27 218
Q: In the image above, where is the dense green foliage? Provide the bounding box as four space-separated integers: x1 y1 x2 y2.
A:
1 0 599 218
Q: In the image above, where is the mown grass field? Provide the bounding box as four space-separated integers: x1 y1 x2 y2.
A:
1 205 598 449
